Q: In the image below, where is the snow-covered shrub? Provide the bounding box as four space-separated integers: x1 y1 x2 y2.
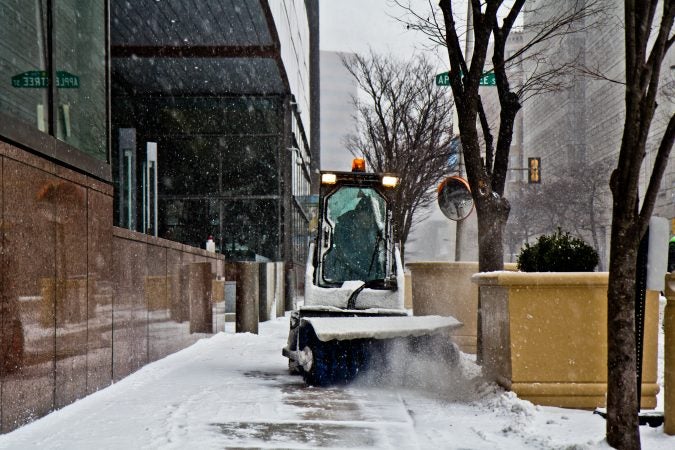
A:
517 228 599 272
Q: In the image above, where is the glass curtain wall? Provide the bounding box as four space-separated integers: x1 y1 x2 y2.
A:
53 0 107 158
0 1 49 131
290 114 312 268
0 0 106 161
112 95 283 261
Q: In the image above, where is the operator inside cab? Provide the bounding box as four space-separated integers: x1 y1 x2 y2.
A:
324 192 385 283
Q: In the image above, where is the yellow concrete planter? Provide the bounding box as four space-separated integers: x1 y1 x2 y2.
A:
407 262 517 354
472 271 659 410
407 262 480 353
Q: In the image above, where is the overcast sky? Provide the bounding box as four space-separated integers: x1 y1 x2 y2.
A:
319 0 448 68
319 1 520 68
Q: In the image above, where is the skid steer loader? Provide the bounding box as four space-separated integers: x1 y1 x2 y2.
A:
282 159 461 386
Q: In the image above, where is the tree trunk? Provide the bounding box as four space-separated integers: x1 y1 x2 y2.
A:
474 195 509 362
606 216 640 449
476 196 510 273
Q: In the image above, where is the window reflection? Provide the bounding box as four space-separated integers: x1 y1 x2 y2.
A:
112 94 283 260
0 0 50 130
159 198 279 260
0 0 107 161
53 1 106 159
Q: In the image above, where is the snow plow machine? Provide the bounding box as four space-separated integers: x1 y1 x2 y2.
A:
283 160 462 386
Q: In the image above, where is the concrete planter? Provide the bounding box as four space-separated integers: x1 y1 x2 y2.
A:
472 271 659 409
407 262 516 354
407 262 481 353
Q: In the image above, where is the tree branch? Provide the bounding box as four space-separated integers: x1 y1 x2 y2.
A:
639 113 675 234
342 51 455 248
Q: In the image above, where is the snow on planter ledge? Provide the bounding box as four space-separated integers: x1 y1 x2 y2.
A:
471 271 660 410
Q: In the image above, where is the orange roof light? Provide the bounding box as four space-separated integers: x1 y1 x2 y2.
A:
352 158 366 172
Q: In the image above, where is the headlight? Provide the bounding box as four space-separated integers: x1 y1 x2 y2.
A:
321 173 337 184
381 175 399 188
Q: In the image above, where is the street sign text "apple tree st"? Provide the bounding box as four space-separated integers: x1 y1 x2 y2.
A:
11 70 80 88
435 71 496 86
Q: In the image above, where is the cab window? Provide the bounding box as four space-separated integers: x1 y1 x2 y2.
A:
321 186 387 284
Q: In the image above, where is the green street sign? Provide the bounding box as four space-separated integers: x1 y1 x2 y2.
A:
56 71 80 88
12 71 49 88
435 70 496 86
435 72 451 86
479 72 496 86
11 70 80 89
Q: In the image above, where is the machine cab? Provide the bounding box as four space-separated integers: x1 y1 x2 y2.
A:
315 164 399 289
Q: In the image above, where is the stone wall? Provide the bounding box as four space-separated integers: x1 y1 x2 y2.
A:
112 228 224 382
0 141 225 433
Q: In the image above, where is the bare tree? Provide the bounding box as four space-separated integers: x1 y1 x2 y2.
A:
343 52 455 259
565 159 612 267
396 1 673 446
508 159 611 268
395 0 607 272
606 1 674 448
393 0 607 364
504 183 541 261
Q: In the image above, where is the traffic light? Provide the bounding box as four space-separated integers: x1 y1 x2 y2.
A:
528 157 541 184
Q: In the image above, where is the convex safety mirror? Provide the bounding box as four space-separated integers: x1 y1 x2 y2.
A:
438 176 473 221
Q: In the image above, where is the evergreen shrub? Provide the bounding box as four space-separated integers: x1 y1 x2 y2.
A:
517 228 599 272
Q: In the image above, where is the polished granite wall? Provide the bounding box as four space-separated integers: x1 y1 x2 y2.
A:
0 142 224 433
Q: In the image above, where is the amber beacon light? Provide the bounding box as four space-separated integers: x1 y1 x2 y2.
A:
352 158 366 172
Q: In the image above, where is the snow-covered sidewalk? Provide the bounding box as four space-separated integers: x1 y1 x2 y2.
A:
0 315 672 449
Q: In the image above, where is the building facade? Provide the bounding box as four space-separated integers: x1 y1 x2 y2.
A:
0 0 317 433
520 0 674 266
0 0 114 432
111 0 316 273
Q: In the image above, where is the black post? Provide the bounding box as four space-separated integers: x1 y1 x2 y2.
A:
595 228 663 427
635 228 649 412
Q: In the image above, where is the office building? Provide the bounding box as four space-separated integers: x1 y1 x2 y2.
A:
0 0 318 432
